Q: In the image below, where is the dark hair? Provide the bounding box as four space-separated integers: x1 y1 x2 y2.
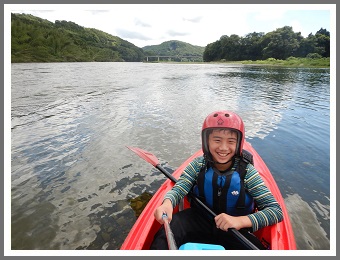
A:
206 128 239 137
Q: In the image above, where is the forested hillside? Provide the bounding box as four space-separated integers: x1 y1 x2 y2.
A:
203 26 330 62
11 13 145 62
142 40 205 61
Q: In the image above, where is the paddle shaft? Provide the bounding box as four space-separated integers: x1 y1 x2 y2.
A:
162 214 178 250
156 164 260 250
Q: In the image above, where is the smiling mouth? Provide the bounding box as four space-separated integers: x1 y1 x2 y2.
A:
217 152 229 157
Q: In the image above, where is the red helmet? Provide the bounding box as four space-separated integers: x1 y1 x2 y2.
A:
202 110 245 158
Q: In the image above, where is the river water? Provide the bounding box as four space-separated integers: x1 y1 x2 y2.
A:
9 62 331 251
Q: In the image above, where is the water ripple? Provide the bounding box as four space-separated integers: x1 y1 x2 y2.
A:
9 63 330 250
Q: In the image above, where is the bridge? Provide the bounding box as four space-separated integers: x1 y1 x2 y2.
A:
145 55 202 62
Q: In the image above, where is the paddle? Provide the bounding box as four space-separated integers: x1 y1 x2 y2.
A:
162 213 178 250
126 146 260 250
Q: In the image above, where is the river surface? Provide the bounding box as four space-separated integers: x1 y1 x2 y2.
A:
9 62 331 251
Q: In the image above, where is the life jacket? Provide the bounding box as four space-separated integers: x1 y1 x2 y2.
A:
192 149 255 216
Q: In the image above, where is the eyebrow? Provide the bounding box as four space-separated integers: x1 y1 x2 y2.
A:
212 136 237 141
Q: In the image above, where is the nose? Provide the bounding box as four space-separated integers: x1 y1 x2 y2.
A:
219 141 229 151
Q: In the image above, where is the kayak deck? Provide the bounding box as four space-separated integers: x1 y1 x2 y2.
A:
120 141 296 250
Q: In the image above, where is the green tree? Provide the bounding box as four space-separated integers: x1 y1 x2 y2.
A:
203 40 221 61
294 33 318 57
262 26 303 60
220 34 242 61
315 28 330 57
240 32 265 60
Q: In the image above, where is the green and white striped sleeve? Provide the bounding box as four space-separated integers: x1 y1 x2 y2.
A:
245 164 284 232
164 156 205 207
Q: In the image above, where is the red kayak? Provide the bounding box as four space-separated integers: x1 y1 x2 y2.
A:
121 141 297 250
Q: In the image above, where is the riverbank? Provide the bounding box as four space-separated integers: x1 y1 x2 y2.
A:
12 57 330 68
144 57 330 68
238 57 330 68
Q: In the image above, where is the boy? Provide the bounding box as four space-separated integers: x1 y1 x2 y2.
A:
150 110 283 250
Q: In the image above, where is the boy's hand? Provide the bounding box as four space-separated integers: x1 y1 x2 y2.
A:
154 199 173 224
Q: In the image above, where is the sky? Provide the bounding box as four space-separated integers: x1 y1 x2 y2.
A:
6 4 334 48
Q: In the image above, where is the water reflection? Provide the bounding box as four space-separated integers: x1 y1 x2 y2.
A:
11 198 58 250
285 194 329 250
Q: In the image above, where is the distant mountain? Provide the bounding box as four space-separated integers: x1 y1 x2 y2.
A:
142 40 204 61
11 13 144 62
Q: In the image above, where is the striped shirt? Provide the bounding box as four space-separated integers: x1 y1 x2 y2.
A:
164 156 283 232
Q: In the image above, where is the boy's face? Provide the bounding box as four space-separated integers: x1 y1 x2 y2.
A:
208 129 237 169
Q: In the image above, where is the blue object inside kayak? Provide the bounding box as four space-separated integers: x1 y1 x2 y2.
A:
179 242 225 250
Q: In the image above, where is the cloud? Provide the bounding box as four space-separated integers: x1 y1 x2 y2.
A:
290 20 306 35
86 10 110 15
167 30 190 37
183 16 203 23
253 10 287 21
115 28 152 41
11 9 56 20
134 18 151 28
13 9 54 14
